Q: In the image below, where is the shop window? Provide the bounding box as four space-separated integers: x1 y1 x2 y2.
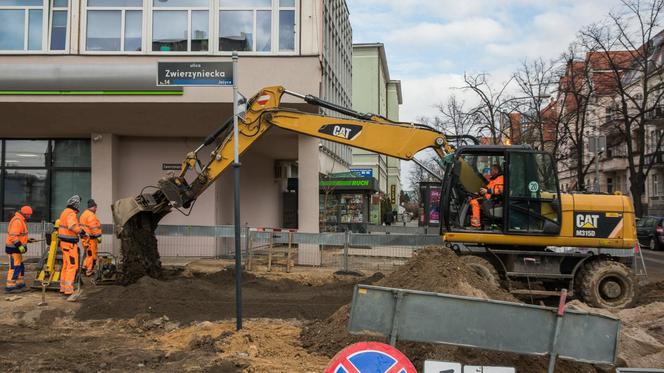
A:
85 0 142 52
219 0 271 52
3 169 47 221
1 139 90 222
50 170 91 220
152 0 209 52
5 140 48 167
52 140 91 167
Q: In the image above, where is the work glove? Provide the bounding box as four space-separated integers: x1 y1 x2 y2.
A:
18 245 26 254
79 230 87 238
97 237 103 244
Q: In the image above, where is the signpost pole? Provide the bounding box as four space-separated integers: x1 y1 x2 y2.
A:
232 51 242 331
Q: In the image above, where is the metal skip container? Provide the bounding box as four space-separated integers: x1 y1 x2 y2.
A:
348 285 621 365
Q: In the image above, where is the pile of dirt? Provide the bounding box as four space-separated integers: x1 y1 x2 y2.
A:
158 319 328 372
635 280 664 306
300 246 587 372
569 297 664 369
119 211 163 284
76 269 361 323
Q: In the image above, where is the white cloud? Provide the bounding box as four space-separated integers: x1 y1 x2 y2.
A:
387 18 508 46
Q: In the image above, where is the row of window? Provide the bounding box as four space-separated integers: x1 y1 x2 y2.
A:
0 139 91 222
0 0 297 53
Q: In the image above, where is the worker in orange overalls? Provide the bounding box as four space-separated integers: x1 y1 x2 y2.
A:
5 206 33 293
470 164 504 228
58 195 86 295
81 199 102 277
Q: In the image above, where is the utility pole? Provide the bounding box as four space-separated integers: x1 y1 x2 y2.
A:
232 51 242 331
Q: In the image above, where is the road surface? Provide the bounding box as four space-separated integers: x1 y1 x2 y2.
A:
641 248 664 282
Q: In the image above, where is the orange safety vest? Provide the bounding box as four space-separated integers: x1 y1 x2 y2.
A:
58 207 82 244
80 209 102 238
485 175 504 199
5 212 28 248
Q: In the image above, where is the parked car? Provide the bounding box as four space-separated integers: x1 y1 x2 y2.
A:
636 216 664 250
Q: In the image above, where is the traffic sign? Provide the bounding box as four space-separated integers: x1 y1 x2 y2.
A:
325 342 416 373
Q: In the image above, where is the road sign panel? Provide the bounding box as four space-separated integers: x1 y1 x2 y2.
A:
325 342 416 373
157 62 233 86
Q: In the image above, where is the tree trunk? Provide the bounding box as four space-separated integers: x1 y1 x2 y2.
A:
576 144 585 191
629 173 646 217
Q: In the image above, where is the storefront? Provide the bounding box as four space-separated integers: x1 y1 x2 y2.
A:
319 176 379 233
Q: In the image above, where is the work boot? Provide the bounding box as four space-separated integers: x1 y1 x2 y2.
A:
4 287 17 294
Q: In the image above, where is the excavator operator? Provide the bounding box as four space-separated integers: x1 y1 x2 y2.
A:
470 164 504 228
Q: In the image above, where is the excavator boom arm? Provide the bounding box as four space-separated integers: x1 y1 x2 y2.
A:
112 86 451 230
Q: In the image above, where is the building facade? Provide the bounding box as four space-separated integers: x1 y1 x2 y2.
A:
351 43 402 216
0 0 352 245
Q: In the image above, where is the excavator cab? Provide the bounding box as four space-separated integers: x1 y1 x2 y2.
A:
441 146 562 236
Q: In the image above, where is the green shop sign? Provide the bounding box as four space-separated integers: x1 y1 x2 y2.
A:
319 178 377 191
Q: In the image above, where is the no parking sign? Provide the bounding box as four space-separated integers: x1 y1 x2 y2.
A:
324 342 417 373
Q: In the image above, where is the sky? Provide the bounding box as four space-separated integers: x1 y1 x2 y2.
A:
345 0 626 188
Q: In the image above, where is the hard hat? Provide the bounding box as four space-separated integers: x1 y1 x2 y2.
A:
20 206 33 216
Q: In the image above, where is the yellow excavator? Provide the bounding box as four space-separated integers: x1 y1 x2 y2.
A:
112 86 638 308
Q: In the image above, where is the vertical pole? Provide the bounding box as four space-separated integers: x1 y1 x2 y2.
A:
343 229 350 272
547 289 568 373
232 51 242 331
595 136 600 192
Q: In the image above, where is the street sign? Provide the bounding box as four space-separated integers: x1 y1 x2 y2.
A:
350 168 373 177
157 61 233 86
325 342 416 373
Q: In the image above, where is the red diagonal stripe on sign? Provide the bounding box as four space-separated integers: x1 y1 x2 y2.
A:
339 359 361 373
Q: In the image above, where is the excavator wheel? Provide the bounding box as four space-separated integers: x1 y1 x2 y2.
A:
460 255 501 288
576 259 636 309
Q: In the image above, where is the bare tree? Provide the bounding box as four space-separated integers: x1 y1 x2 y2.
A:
555 43 599 191
512 58 568 159
462 72 514 143
580 0 664 216
434 94 482 139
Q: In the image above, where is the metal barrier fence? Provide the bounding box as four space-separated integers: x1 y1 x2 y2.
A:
0 221 443 273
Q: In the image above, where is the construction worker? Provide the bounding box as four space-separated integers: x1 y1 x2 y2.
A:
470 164 505 228
58 195 86 295
81 199 102 277
5 206 33 293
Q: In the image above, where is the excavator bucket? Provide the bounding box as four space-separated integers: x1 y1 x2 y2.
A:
111 176 189 234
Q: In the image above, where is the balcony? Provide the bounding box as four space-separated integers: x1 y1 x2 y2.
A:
645 151 664 167
600 157 629 171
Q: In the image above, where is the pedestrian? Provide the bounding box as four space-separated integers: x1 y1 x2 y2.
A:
5 206 34 293
58 195 86 296
80 199 102 277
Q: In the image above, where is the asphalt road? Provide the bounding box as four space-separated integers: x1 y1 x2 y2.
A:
640 248 664 282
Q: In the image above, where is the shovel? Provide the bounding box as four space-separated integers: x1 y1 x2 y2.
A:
37 281 48 306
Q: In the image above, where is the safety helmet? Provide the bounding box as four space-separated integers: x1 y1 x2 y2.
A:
67 195 81 210
20 205 33 216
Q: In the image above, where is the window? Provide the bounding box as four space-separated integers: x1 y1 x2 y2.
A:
652 174 663 197
219 0 271 52
0 0 44 51
508 152 561 233
0 0 71 52
0 139 90 222
152 0 209 52
49 0 68 50
85 0 142 52
278 0 295 51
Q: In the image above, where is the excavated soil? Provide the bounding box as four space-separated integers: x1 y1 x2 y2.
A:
636 280 664 306
300 246 601 373
76 269 377 323
120 211 163 284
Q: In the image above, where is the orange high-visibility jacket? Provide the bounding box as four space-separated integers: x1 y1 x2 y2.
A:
58 207 82 244
80 209 102 238
484 175 504 199
5 212 28 250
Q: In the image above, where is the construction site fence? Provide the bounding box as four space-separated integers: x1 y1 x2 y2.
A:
0 222 443 273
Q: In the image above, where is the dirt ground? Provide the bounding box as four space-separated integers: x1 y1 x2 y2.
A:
1 247 664 372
